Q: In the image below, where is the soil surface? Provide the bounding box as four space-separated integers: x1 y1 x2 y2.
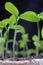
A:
0 56 43 65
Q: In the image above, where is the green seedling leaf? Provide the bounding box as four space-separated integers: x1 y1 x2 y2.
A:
39 40 43 50
0 19 8 28
19 34 29 48
10 25 25 34
15 51 27 56
16 49 35 56
32 35 40 47
34 42 40 47
5 2 19 16
39 12 43 20
0 37 5 43
32 35 38 42
19 40 26 48
41 27 43 38
22 34 29 42
20 11 40 22
27 49 36 55
8 15 16 26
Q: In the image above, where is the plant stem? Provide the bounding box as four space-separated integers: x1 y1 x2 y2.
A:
25 43 29 57
0 29 4 59
13 17 19 59
23 45 26 57
5 27 10 58
16 42 18 57
36 22 40 57
13 23 17 59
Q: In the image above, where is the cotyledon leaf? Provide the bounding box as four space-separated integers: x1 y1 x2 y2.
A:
32 35 38 42
19 40 26 48
10 25 25 34
20 11 40 22
32 35 40 47
5 2 19 16
8 15 17 26
0 19 8 28
22 34 29 42
39 12 43 20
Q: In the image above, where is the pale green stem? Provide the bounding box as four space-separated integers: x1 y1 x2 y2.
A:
23 46 25 57
16 42 18 57
25 43 29 57
36 22 40 57
13 26 17 59
5 27 10 58
13 17 19 59
6 40 13 58
1 29 4 59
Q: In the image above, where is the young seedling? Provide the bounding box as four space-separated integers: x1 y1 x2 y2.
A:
38 12 43 56
38 28 43 57
0 18 13 59
20 12 41 57
18 34 29 57
32 35 40 57
5 2 26 59
31 12 43 57
0 19 8 59
5 2 41 58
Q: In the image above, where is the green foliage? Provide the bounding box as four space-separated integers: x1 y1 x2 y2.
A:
19 40 26 48
8 15 17 26
39 12 43 20
22 34 29 42
20 11 40 22
14 49 35 56
19 34 29 48
5 2 19 16
10 25 25 34
32 35 40 47
27 49 36 55
0 37 5 55
39 40 43 50
33 42 40 47
41 27 43 38
0 1 43 58
0 19 8 28
32 35 38 42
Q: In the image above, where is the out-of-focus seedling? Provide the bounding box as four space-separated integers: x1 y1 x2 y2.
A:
5 2 41 58
0 19 8 59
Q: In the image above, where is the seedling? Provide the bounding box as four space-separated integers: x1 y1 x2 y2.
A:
0 2 43 59
32 12 43 57
0 19 8 59
5 2 39 58
5 2 43 58
0 18 14 59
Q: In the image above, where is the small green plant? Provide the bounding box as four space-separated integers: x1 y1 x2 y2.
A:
5 2 38 58
32 12 43 57
0 19 8 59
0 2 43 60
